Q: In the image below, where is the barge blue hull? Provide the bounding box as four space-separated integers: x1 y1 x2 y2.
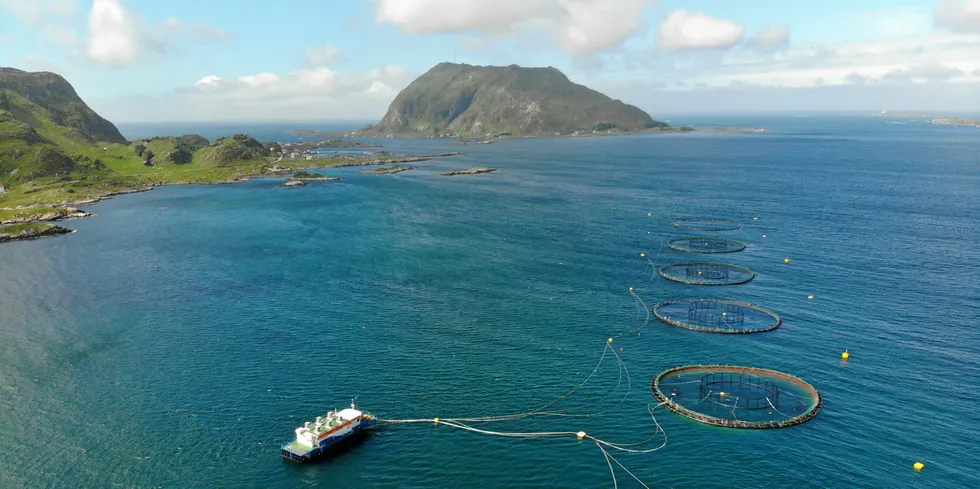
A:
281 419 376 462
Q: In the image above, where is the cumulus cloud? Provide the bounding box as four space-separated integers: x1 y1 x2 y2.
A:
375 0 654 54
0 0 76 26
747 25 790 50
305 43 345 67
194 75 222 88
935 0 980 32
238 72 281 87
881 64 965 84
101 65 416 122
611 32 980 93
84 0 230 67
657 10 745 50
86 0 140 66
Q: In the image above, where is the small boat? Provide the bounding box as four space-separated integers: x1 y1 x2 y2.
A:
281 399 376 462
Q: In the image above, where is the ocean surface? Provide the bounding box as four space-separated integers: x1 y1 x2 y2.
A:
1 116 978 488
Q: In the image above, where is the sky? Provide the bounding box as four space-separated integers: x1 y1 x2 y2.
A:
1 0 979 122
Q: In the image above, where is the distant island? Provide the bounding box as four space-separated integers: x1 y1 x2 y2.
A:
286 171 341 181
359 165 416 174
452 139 498 145
358 62 668 138
442 167 498 176
932 117 980 128
870 111 980 128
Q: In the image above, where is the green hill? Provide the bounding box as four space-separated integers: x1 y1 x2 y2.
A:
0 68 290 208
363 62 666 137
196 134 270 166
0 68 127 143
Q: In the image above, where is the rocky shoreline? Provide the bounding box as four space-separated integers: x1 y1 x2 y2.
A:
359 165 416 174
0 223 73 243
442 167 498 176
452 139 498 145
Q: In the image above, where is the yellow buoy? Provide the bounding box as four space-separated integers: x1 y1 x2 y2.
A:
434 417 440 425
577 431 587 440
608 338 614 343
640 253 646 257
842 350 850 360
647 232 652 235
719 392 725 397
753 217 758 220
629 287 634 292
914 462 925 471
648 212 652 217
784 257 791 264
808 295 814 300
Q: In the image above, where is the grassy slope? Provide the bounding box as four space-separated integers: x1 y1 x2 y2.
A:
370 63 665 137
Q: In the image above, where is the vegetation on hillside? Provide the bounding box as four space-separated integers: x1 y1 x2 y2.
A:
364 62 668 137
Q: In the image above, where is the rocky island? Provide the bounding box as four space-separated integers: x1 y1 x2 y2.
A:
359 62 668 138
359 165 416 174
286 171 342 181
442 167 498 177
452 139 498 145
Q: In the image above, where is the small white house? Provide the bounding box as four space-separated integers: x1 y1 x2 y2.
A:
0 185 5 194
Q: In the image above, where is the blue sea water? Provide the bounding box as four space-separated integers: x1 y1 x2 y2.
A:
1 116 979 488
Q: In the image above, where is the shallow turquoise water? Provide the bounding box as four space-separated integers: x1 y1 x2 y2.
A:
1 117 978 488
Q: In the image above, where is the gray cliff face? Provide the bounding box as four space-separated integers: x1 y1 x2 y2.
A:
367 63 666 136
0 67 128 144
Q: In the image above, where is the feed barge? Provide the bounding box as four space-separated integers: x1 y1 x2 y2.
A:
281 399 376 462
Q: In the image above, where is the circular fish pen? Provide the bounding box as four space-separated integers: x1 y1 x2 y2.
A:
671 219 742 232
666 237 746 254
652 365 822 429
653 299 781 334
659 262 755 286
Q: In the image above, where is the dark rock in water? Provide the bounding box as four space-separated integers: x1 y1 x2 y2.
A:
441 167 498 176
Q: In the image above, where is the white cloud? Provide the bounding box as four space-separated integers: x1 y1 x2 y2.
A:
748 25 790 50
83 0 230 67
557 0 650 54
101 65 415 122
0 0 76 26
375 0 653 54
194 75 222 87
238 72 281 87
657 10 745 51
86 0 139 66
935 0 980 32
639 33 980 90
305 43 345 67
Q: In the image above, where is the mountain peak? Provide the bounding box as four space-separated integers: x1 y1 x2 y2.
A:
0 67 127 144
366 63 665 137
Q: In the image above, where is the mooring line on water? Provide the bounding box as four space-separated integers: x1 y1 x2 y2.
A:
380 281 664 488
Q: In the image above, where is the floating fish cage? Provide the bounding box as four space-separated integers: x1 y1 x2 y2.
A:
652 365 822 429
659 262 755 286
653 299 781 334
666 237 746 254
671 219 742 232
